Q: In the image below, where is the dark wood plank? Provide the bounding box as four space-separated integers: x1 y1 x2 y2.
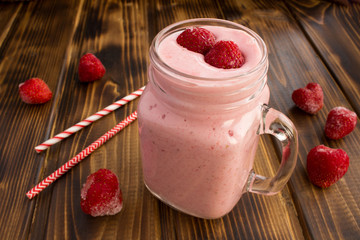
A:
281 1 360 239
0 1 83 239
0 3 22 47
1 0 359 239
285 1 360 114
229 0 360 239
28 0 160 239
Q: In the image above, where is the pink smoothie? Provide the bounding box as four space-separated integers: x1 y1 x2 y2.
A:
158 26 262 78
138 23 269 218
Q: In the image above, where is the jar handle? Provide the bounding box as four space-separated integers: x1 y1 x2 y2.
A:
246 104 298 195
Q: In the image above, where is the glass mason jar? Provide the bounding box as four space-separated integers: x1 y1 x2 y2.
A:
137 18 298 219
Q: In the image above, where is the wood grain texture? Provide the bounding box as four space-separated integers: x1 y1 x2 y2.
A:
0 1 82 239
244 0 360 239
0 3 22 48
285 1 360 114
284 2 360 239
0 0 359 239
28 0 154 239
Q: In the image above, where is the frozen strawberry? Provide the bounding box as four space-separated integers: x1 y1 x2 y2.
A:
291 83 323 114
176 27 216 55
78 53 106 82
204 41 245 69
325 107 357 139
307 145 349 188
81 169 123 217
18 78 52 104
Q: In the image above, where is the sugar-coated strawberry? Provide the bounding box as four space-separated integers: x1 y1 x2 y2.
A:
78 53 106 82
204 41 245 69
325 107 357 139
307 145 349 188
291 83 323 114
176 27 216 55
81 169 123 217
18 78 52 104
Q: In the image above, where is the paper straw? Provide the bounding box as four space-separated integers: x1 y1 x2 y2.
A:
26 111 138 199
35 86 145 153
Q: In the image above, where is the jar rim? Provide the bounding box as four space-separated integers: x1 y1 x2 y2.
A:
149 18 268 83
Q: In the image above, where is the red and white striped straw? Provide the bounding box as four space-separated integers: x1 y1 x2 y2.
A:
35 86 145 153
26 111 138 199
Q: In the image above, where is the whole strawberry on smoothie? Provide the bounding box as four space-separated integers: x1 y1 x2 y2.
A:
138 19 298 219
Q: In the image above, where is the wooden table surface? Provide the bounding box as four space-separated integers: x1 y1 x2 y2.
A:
1 0 359 239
